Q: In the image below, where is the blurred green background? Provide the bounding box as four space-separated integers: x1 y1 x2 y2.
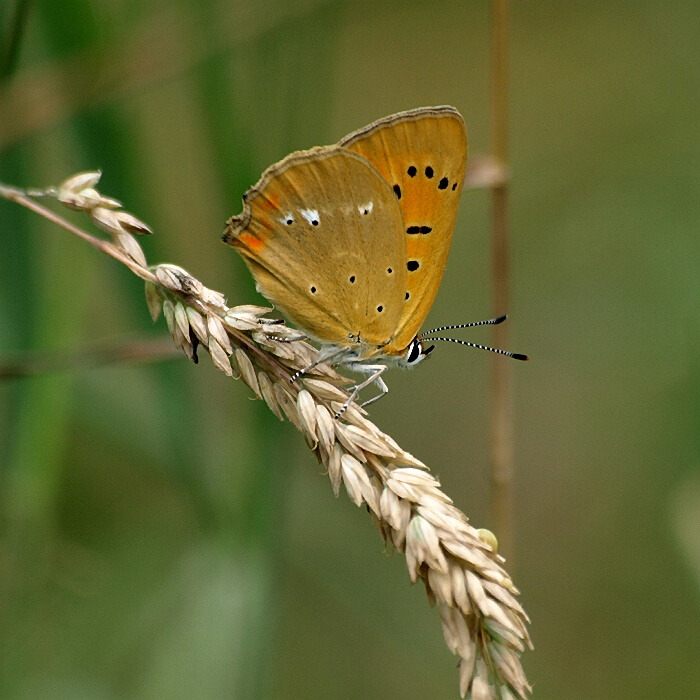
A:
1 1 699 698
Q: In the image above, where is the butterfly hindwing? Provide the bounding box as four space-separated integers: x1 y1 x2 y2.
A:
339 106 468 355
224 146 407 348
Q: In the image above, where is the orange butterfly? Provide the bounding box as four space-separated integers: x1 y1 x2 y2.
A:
224 106 524 414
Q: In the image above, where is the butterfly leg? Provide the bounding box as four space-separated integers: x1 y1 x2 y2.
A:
335 364 388 418
268 333 308 343
290 345 350 384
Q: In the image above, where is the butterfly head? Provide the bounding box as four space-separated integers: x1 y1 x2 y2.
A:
396 336 435 369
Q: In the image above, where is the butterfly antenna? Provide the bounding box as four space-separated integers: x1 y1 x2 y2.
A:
419 336 529 361
422 315 508 335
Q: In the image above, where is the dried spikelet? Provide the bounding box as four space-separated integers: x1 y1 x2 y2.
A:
469 669 493 700
57 171 103 210
233 348 260 398
114 231 147 266
144 281 162 321
174 302 190 340
343 424 401 459
459 645 477 698
223 305 273 330
209 338 233 376
428 567 454 606
273 383 302 430
185 307 208 344
439 603 472 659
484 619 525 653
379 484 411 536
58 170 102 195
162 299 176 338
315 404 336 459
90 207 152 237
482 579 528 620
405 514 448 581
451 564 473 616
233 304 274 317
333 422 368 463
327 442 344 496
296 390 318 448
442 538 499 575
386 468 446 504
500 687 517 700
155 265 184 291
208 314 233 355
340 454 365 507
199 286 227 309
61 187 102 211
489 644 527 696
152 264 217 301
258 372 284 420
340 454 380 514
303 377 357 402
224 312 261 331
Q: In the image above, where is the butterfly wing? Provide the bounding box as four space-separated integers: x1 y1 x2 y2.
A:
224 146 407 349
339 106 468 356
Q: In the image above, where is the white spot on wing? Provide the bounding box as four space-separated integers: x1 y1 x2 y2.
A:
300 209 320 226
358 202 374 215
279 212 294 225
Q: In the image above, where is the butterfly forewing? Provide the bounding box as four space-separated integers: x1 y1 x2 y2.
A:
339 106 468 355
224 146 407 348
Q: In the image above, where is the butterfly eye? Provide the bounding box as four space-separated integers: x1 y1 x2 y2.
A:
405 339 423 365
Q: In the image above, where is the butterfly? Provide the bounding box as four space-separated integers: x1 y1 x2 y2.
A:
224 106 524 415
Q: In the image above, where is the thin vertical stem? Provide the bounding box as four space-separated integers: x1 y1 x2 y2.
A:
489 0 514 561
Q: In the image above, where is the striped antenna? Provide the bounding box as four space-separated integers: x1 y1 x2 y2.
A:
419 335 529 361
422 315 507 335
